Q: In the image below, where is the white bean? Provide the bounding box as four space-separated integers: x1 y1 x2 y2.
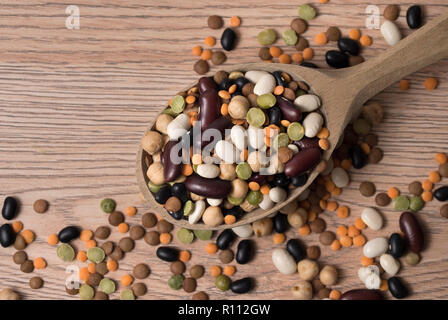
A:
232 224 253 238
358 265 380 283
206 198 223 206
331 167 349 188
379 254 400 276
294 94 321 112
253 74 276 95
365 274 381 289
215 140 237 163
259 194 274 210
166 113 191 140
244 70 269 83
288 144 299 154
381 21 401 46
196 163 220 179
247 125 265 150
361 207 383 230
302 112 323 138
363 237 388 258
188 200 206 224
272 248 297 275
230 125 247 150
269 187 287 203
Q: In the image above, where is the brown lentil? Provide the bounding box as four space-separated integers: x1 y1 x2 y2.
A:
384 5 400 21
29 276 44 289
108 211 124 226
183 277 197 293
129 225 146 240
375 192 391 206
165 196 182 212
359 181 376 197
440 204 448 218
211 51 227 65
219 249 234 264
33 199 48 214
363 133 378 147
283 88 296 101
349 55 365 66
101 241 114 255
208 15 223 29
96 262 108 276
312 278 325 291
141 212 157 228
170 261 186 275
242 83 255 96
95 226 111 240
295 37 309 51
119 237 134 253
369 147 383 164
109 246 124 261
20 260 34 273
132 283 147 297
439 163 448 177
133 263 150 279
144 231 160 246
87 273 103 286
192 291 209 300
157 220 174 233
326 26 341 41
310 218 326 233
66 285 79 295
13 251 27 265
317 287 331 299
93 291 109 300
213 70 228 84
409 181 423 196
259 47 272 60
194 60 209 75
190 265 205 279
319 231 336 246
362 102 383 125
306 246 321 260
14 234 26 250
290 18 307 34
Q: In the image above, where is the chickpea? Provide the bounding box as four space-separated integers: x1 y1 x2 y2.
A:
146 162 165 185
291 280 313 300
298 259 319 281
279 200 298 214
247 151 267 173
155 114 173 134
228 96 249 119
222 199 234 210
152 151 162 163
219 163 237 181
229 179 248 199
319 265 338 286
0 288 20 300
202 206 224 227
240 199 258 212
252 217 273 237
287 208 308 228
141 130 163 155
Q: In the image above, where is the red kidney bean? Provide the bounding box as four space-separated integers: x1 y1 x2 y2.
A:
399 211 424 253
198 76 217 94
199 90 220 130
341 289 383 300
194 117 231 150
248 173 266 185
276 96 302 122
284 148 321 177
163 140 183 182
293 137 319 150
185 174 231 198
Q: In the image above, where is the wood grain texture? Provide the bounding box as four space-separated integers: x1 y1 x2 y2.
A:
0 0 447 300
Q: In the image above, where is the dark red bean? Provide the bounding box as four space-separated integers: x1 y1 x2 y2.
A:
162 140 183 182
248 173 266 185
195 117 231 150
284 148 321 177
276 97 302 122
399 211 424 253
341 289 383 300
293 137 319 150
185 175 231 199
199 90 220 130
198 77 217 94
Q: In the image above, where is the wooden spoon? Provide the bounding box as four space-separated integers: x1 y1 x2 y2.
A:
137 12 448 230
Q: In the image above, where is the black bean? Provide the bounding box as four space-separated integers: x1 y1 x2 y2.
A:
230 277 254 294
234 77 249 90
2 196 18 220
286 239 306 262
399 211 424 253
169 209 183 220
216 229 236 250
171 183 188 203
406 5 422 29
248 173 266 186
276 97 302 122
325 50 349 69
154 186 172 204
341 289 383 300
272 71 287 87
223 206 244 219
221 28 236 51
198 76 217 94
337 37 360 56
236 240 254 264
156 246 179 262
274 214 289 233
434 186 448 202
0 224 16 248
284 148 321 177
388 277 409 299
349 145 365 169
300 62 319 68
389 233 406 258
272 173 290 189
219 78 234 91
162 140 183 182
185 175 231 199
291 173 309 187
268 106 282 126
58 226 80 243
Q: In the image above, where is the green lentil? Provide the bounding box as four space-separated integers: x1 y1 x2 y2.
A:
79 284 95 300
258 29 277 46
148 181 164 193
236 162 252 180
193 230 213 241
298 4 316 21
257 93 277 109
246 108 266 128
87 247 106 263
120 289 135 300
162 107 178 117
296 89 307 96
287 122 305 141
409 196 424 212
393 195 410 211
215 274 231 291
100 198 116 214
247 190 263 206
227 196 244 206
177 228 194 244
273 132 290 149
353 118 371 136
99 278 116 294
171 95 186 114
168 274 184 290
183 200 194 216
283 29 298 46
57 243 75 262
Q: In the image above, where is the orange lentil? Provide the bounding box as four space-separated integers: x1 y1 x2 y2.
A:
118 223 129 234
263 59 273 63
279 54 291 64
159 232 172 244
329 289 341 300
298 224 311 235
361 256 374 266
229 84 237 94
340 235 353 247
33 257 47 270
201 49 212 60
361 142 371 155
125 206 137 217
380 279 389 291
337 206 349 219
279 120 290 128
87 262 96 273
336 225 348 237
206 243 218 254
182 164 193 176
192 45 202 57
330 239 341 251
354 217 367 230
224 215 236 225
12 221 23 233
204 36 216 47
422 179 433 191
317 128 329 139
332 187 342 197
348 28 361 40
307 211 317 222
327 201 338 211
422 191 433 202
322 192 331 201
47 234 59 245
240 149 249 161
292 52 303 63
273 233 286 244
260 185 270 195
79 267 90 281
319 0 329 3
399 79 410 91
185 95 196 104
319 200 327 210
324 180 336 193
80 229 93 242
210 265 222 277
190 114 198 126
21 230 35 244
220 103 229 116
353 234 367 247
179 250 191 262
192 154 202 165
274 86 285 95
387 187 400 199
429 171 441 183
223 265 236 276
121 274 134 287
77 251 88 262
314 32 328 45
348 225 360 237
230 16 241 27
302 48 314 60
435 153 447 164
424 77 438 90
340 159 352 170
269 46 282 58
360 35 372 46
86 239 97 249
318 138 329 150
107 260 118 272
248 182 260 191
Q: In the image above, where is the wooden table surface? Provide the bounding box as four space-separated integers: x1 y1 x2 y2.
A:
1 0 447 300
